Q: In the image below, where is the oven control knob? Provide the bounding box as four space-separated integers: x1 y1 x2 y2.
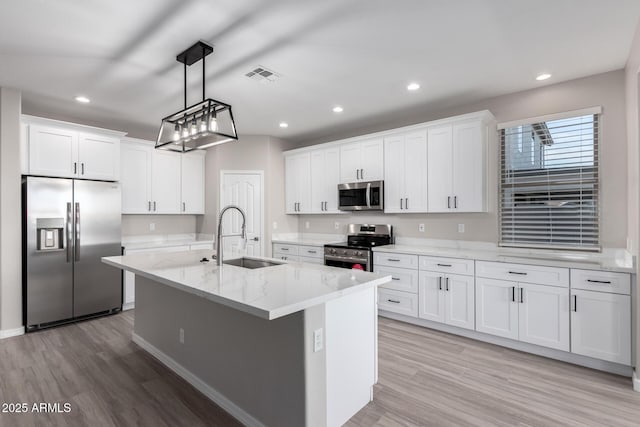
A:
342 250 348 255
331 248 337 254
355 251 362 256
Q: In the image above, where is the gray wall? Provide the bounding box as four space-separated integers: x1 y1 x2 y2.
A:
122 214 197 237
293 70 628 249
196 135 298 256
0 88 23 332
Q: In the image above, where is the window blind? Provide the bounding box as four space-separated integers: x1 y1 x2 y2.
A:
499 113 599 251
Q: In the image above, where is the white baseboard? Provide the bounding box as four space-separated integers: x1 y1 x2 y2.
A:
132 333 265 427
122 302 135 311
633 371 640 392
379 311 633 378
0 326 25 339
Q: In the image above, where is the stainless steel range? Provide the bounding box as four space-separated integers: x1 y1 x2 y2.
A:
324 224 393 271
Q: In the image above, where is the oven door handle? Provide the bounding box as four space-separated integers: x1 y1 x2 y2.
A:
366 182 371 208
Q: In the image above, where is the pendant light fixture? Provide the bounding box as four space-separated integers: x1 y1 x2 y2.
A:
156 41 238 152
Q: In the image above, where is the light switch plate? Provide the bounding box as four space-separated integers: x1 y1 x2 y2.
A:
313 328 323 352
458 223 465 233
149 222 155 231
419 224 425 232
273 221 278 230
334 222 340 230
179 328 185 344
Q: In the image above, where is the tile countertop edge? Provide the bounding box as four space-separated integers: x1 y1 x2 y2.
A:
102 257 391 320
372 245 635 274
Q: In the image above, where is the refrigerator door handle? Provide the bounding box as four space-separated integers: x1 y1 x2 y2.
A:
66 202 73 263
74 202 80 261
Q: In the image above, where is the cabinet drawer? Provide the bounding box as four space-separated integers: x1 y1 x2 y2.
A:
374 266 419 293
298 245 323 259
275 254 299 262
374 252 419 269
476 261 569 287
419 256 474 276
378 288 418 317
298 255 324 265
571 269 630 295
273 243 299 256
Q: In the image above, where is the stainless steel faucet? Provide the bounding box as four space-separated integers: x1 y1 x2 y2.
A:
216 205 247 266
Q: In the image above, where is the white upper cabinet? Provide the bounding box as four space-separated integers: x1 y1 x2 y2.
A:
384 131 427 213
78 133 120 180
285 152 311 214
28 124 78 178
151 150 181 214
427 119 488 212
180 152 205 214
24 117 123 181
120 143 152 214
339 138 383 183
310 147 340 213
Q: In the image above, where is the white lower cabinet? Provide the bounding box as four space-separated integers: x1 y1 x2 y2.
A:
272 242 324 264
378 288 418 317
419 271 474 330
475 278 519 339
570 289 631 365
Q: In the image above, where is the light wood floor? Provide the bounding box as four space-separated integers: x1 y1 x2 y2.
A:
1 312 640 427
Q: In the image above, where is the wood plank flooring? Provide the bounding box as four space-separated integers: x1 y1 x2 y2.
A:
1 312 639 426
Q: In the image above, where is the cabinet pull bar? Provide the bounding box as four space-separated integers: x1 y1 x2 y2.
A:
148 201 151 211
387 258 401 262
308 250 317 254
356 169 359 180
447 196 451 209
508 271 527 275
153 201 156 211
454 195 457 208
438 277 442 290
81 163 85 175
405 198 408 210
437 263 452 267
281 248 289 251
511 286 515 302
387 299 401 304
392 277 400 281
586 279 612 284
520 288 524 303
360 169 364 179
445 277 450 291
400 198 403 210
182 202 186 212
74 162 77 174
573 295 577 312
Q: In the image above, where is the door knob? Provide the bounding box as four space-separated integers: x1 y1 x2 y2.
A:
251 237 259 241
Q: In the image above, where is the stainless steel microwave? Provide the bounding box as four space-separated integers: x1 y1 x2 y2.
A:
338 180 384 211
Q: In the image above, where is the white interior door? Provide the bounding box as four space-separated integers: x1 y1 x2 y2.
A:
220 171 263 257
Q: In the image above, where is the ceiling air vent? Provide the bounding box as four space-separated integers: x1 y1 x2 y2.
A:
245 66 281 83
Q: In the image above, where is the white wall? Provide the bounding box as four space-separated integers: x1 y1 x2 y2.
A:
294 70 628 249
0 87 23 333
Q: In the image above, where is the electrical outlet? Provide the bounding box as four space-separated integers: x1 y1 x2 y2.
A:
313 328 323 352
149 222 155 231
419 224 425 232
305 221 310 229
334 222 340 230
179 328 185 344
273 221 278 230
458 223 465 233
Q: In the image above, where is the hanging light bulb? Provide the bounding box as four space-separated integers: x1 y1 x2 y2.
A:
190 117 198 136
181 124 190 139
200 106 208 134
173 123 180 141
209 109 218 132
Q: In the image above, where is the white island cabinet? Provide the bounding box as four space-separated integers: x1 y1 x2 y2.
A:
103 250 391 427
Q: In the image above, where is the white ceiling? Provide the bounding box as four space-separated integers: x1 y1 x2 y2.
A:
1 0 639 142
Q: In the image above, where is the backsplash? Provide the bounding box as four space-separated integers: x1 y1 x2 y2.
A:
121 214 198 237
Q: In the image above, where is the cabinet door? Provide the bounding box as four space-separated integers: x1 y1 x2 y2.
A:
475 278 518 339
310 149 326 213
404 131 428 212
151 150 181 213
340 142 361 183
28 124 78 178
452 121 485 212
427 125 453 212
444 274 475 330
360 138 384 181
78 133 120 181
120 143 153 214
181 152 205 214
323 147 341 212
285 153 311 214
518 283 569 351
383 135 405 213
571 290 631 365
418 271 445 323
285 155 298 214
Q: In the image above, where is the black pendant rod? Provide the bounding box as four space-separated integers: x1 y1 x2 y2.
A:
202 45 206 102
184 62 187 109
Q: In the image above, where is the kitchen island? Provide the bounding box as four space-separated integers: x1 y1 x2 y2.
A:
102 250 391 427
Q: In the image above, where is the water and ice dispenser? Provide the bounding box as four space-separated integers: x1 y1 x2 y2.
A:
36 218 64 251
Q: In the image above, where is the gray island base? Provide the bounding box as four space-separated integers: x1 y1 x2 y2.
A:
102 250 391 426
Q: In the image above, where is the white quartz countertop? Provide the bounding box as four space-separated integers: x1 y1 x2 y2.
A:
373 245 635 273
271 237 344 246
103 250 391 320
122 234 214 250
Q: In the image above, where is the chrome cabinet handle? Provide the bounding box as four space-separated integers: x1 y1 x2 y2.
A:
587 279 612 284
366 182 371 208
360 169 364 179
81 163 85 175
74 202 80 261
387 299 400 304
447 196 451 209
454 195 457 208
508 271 527 275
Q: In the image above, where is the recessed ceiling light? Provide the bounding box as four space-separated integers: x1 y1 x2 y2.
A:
333 106 344 113
75 95 90 104
407 83 420 91
536 73 552 81
279 122 289 128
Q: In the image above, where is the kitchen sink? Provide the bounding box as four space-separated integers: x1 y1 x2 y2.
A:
223 257 283 269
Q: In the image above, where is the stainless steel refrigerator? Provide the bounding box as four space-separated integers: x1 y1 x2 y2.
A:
23 176 122 331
